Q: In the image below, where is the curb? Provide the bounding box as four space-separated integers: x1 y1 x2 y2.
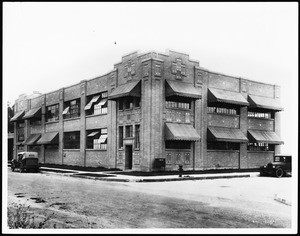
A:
69 173 251 182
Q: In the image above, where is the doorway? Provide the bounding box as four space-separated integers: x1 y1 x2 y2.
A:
125 145 133 169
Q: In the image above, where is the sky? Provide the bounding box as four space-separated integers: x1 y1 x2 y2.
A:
3 2 298 155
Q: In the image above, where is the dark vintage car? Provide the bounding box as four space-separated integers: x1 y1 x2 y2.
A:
260 154 292 178
11 152 39 173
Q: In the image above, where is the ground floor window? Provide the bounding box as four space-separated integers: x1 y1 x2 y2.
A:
119 126 123 149
64 131 80 149
45 144 59 149
86 128 107 150
247 143 275 151
207 141 240 150
134 124 140 149
165 140 191 149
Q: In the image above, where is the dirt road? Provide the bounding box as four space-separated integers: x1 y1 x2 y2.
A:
6 170 292 229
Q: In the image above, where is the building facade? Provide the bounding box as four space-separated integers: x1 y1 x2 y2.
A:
10 50 283 171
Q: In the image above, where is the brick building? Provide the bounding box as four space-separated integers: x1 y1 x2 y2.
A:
10 49 283 171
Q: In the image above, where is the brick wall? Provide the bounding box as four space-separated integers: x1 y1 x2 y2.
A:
205 151 239 169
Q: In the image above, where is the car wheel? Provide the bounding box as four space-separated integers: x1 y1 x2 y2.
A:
275 168 284 178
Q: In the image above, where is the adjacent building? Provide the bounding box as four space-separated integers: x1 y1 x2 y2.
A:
10 49 284 171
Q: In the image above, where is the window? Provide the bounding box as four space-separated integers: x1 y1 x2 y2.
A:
30 119 41 126
165 99 190 109
247 143 275 151
185 112 190 123
125 98 133 110
134 97 141 108
165 141 191 149
247 111 273 119
64 131 80 149
17 122 25 128
155 64 161 76
207 106 238 115
86 128 107 150
135 125 140 149
207 141 240 150
46 104 59 122
45 144 59 150
125 125 133 138
17 122 25 142
63 99 80 119
119 126 123 148
85 91 108 116
119 100 124 110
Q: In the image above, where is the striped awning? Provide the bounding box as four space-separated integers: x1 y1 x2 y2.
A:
85 95 101 110
207 127 248 142
248 95 283 111
88 131 100 137
248 130 284 144
165 123 200 141
108 80 141 100
10 110 25 122
97 134 108 143
23 134 41 145
208 88 249 106
36 132 59 145
23 107 42 119
165 80 201 99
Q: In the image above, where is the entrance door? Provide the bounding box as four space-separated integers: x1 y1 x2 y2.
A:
125 145 133 169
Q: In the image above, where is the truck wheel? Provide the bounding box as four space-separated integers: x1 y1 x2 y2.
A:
275 168 284 178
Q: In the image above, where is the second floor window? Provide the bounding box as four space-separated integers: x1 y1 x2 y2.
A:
85 91 108 116
63 99 80 119
207 106 239 115
64 131 80 149
165 100 190 110
46 104 59 122
248 111 273 119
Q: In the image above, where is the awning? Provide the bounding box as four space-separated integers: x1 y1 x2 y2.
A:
62 106 70 115
97 134 108 143
96 99 107 107
85 95 101 110
208 88 249 106
207 127 248 142
10 110 25 122
165 80 201 99
23 134 41 145
88 131 100 137
248 95 283 111
36 132 59 145
108 80 141 100
248 130 284 144
165 123 200 141
23 107 42 119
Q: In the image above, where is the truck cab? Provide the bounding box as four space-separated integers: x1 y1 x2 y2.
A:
11 152 39 173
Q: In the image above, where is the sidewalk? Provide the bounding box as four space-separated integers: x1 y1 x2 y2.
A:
39 166 260 182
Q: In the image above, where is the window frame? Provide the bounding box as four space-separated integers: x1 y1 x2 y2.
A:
46 104 59 122
63 131 80 149
63 99 80 119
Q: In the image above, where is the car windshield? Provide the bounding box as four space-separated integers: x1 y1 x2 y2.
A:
274 156 291 162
